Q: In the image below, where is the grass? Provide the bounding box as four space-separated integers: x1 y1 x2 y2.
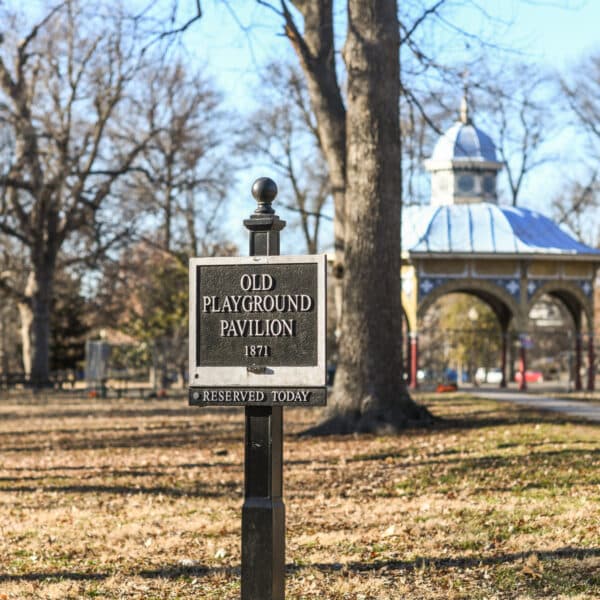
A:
0 391 598 599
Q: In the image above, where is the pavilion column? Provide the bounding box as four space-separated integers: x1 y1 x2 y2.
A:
574 332 583 391
409 332 419 390
406 332 412 386
587 335 595 391
508 337 516 384
518 341 527 392
500 330 508 388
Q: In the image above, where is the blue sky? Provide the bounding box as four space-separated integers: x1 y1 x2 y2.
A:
179 1 600 252
190 1 600 97
20 1 600 251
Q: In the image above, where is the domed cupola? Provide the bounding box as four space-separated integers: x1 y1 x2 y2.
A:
424 96 503 206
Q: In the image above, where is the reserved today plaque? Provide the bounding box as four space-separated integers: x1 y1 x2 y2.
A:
189 255 327 405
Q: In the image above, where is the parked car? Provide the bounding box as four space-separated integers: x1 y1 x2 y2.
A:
474 367 503 385
443 368 458 384
514 370 544 383
417 369 428 382
485 368 503 384
474 367 487 384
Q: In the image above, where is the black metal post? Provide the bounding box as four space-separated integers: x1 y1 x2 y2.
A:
241 177 286 600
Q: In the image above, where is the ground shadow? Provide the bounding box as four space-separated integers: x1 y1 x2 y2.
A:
0 481 238 498
2 546 597 583
0 427 244 453
292 545 600 574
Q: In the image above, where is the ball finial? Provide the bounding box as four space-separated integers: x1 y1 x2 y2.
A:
251 177 277 214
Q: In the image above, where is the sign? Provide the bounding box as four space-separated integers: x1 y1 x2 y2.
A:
519 333 534 349
189 254 326 405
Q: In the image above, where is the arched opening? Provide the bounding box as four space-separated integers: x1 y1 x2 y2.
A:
527 289 594 391
417 291 513 388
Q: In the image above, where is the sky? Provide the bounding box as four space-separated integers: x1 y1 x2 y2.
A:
189 1 600 101
18 0 600 252
174 0 600 253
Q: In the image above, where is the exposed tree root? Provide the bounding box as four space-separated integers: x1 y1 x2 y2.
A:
301 402 435 437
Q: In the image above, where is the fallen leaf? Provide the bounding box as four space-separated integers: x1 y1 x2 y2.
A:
522 553 544 579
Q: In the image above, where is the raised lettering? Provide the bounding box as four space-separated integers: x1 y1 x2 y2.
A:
220 320 229 336
221 296 233 312
262 295 274 312
240 274 252 291
229 295 241 312
241 295 252 312
261 274 274 291
287 295 298 312
300 294 313 311
281 320 294 336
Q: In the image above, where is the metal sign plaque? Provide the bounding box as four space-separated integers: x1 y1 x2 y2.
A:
189 387 327 407
189 255 326 399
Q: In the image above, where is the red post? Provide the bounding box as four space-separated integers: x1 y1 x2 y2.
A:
575 333 582 391
518 343 527 391
500 331 508 388
588 335 595 391
409 333 418 390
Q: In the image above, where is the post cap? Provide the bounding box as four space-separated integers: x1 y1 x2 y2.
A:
251 177 277 214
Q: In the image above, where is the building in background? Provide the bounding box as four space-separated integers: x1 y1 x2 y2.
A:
400 97 599 390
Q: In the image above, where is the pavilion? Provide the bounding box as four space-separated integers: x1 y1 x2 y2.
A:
401 99 599 390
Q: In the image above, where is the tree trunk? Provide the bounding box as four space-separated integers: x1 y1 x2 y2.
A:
32 266 54 386
20 263 55 386
17 297 33 376
314 0 430 433
287 0 347 334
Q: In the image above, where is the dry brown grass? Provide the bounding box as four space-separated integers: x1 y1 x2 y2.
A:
0 392 598 599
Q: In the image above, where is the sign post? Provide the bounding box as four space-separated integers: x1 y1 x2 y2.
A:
189 177 327 599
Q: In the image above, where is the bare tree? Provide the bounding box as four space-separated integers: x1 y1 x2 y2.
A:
551 172 599 246
562 52 600 147
128 62 231 256
243 61 331 253
264 0 431 433
0 1 162 384
474 64 557 206
557 51 600 246
401 89 452 205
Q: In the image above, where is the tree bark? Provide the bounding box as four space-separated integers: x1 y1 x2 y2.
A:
311 0 430 433
286 1 346 333
18 264 54 385
29 265 54 385
17 297 33 376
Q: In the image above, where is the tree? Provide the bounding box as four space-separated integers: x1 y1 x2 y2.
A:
0 2 163 383
96 237 237 388
474 64 556 206
557 51 600 245
561 52 600 149
401 89 451 206
551 172 599 246
130 62 231 255
50 270 90 373
275 1 431 432
243 61 331 254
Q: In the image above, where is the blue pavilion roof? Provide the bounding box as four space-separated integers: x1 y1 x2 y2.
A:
403 203 600 257
430 121 499 164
